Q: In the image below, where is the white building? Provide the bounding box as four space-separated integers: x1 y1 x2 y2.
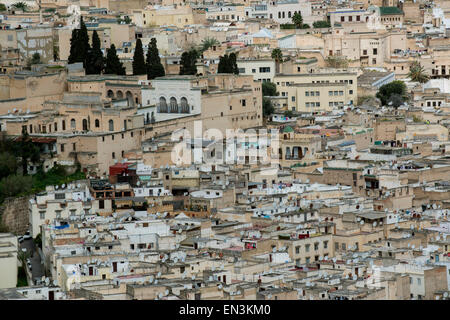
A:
237 58 276 83
0 233 18 289
29 183 92 238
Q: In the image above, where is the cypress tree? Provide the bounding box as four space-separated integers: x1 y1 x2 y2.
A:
86 30 104 74
146 38 165 80
78 16 90 66
229 52 238 74
68 16 91 68
217 55 226 73
68 28 79 64
179 52 190 75
132 38 146 75
104 44 125 75
179 49 198 75
218 53 238 74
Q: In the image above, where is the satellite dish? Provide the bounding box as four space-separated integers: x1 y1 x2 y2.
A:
191 275 195 280
218 284 223 289
157 271 161 277
373 221 377 227
165 289 169 296
360 220 364 225
352 275 357 281
158 293 163 299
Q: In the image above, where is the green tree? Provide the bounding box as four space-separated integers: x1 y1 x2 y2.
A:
31 52 41 64
179 49 198 75
132 38 146 75
201 37 219 52
284 110 294 117
0 175 32 200
387 93 404 108
16 131 40 176
0 4 7 11
313 20 331 28
68 16 90 69
0 152 17 179
262 81 278 96
86 30 104 74
218 53 238 74
292 12 303 28
104 44 125 75
146 38 165 80
26 52 41 69
12 2 27 11
271 48 283 73
218 54 229 73
34 233 42 249
408 61 429 83
67 28 79 64
376 80 407 107
263 98 274 117
229 52 239 74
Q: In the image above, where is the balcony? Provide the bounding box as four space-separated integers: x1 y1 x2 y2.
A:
156 103 190 114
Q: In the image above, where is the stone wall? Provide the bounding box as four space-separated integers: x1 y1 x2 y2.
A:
0 196 30 235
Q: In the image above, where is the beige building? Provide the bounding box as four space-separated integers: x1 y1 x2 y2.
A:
132 5 206 28
274 72 358 112
0 233 18 289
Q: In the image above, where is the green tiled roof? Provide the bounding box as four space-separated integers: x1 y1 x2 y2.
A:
379 6 403 15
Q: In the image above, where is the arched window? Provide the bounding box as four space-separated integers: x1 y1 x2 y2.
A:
82 119 88 131
107 90 114 98
159 97 167 112
123 119 127 130
109 119 114 131
70 119 76 129
95 119 100 128
169 97 178 113
180 97 189 113
62 120 66 131
126 91 133 106
116 91 123 99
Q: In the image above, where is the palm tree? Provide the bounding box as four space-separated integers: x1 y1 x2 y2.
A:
408 61 430 83
201 37 220 52
271 48 283 74
12 2 28 11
